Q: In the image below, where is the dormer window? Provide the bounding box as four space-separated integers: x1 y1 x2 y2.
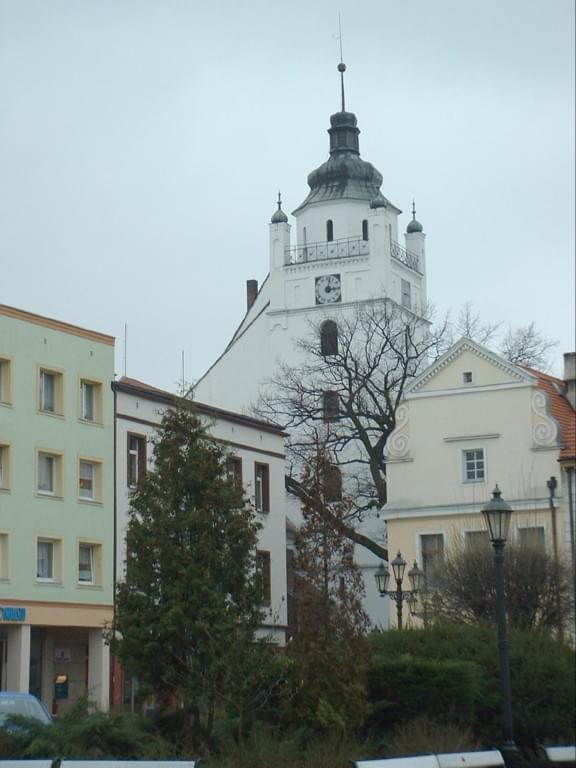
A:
362 219 369 241
326 220 334 242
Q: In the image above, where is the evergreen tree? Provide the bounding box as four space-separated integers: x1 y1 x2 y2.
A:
112 400 264 747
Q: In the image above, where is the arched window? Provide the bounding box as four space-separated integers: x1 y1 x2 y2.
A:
362 219 369 241
326 219 334 242
323 464 342 503
320 320 338 356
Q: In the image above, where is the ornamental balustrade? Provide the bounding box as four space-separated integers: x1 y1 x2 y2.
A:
284 236 421 274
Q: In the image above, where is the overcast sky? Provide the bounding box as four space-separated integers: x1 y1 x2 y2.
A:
1 0 574 392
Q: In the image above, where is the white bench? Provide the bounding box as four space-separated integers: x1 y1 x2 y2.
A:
543 746 576 763
0 762 54 768
436 751 504 768
352 751 504 768
353 756 439 768
61 763 197 767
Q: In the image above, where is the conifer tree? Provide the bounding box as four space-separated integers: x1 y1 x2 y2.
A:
112 400 263 747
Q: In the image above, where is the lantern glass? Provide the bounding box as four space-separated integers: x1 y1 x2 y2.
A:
482 485 513 544
408 561 426 593
375 562 390 595
391 551 407 582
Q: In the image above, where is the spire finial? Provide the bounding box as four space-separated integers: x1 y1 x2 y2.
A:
412 199 417 219
270 191 288 224
277 190 282 210
337 14 346 112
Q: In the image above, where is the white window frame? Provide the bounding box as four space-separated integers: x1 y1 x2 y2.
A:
78 543 96 584
36 538 60 583
38 368 63 415
127 434 146 488
0 532 9 580
0 358 12 404
462 448 486 483
418 532 445 586
79 459 96 500
0 444 10 490
516 525 546 550
37 451 62 496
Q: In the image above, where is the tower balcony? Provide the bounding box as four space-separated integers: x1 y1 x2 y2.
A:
283 235 422 274
284 236 369 265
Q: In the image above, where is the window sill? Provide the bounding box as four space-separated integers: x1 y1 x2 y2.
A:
37 409 64 419
462 479 486 484
0 487 11 493
78 418 104 427
78 498 103 506
35 580 63 587
77 583 103 590
0 401 13 408
36 492 64 500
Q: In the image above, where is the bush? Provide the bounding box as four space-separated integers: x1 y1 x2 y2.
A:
367 655 481 730
369 625 575 749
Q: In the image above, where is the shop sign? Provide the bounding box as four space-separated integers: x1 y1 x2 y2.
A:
0 606 26 622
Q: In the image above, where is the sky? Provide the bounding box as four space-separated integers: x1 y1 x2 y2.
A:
1 0 574 392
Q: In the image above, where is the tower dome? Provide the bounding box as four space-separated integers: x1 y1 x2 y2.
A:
406 201 423 233
271 192 288 224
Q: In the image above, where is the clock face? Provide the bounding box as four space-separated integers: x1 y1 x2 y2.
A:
315 274 342 305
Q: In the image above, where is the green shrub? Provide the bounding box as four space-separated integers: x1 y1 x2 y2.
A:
369 624 575 749
386 716 480 755
367 654 482 729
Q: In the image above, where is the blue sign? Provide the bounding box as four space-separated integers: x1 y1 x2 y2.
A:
0 606 26 622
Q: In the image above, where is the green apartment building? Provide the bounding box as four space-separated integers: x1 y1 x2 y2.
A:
0 305 114 712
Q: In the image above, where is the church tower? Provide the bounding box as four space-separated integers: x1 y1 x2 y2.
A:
195 64 428 412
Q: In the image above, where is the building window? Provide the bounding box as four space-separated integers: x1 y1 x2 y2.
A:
256 550 272 605
226 456 243 491
463 449 485 482
517 526 545 550
401 279 412 309
464 529 489 551
322 391 339 422
0 358 12 404
462 371 473 384
79 459 101 501
326 219 334 242
127 434 147 488
323 464 342 503
80 379 102 422
362 219 369 241
39 368 63 415
420 533 444 586
320 320 338 357
36 538 61 582
254 463 270 513
0 533 9 580
37 451 62 496
0 444 10 490
78 542 101 585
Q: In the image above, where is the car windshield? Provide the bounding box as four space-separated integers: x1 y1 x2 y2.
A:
0 696 51 725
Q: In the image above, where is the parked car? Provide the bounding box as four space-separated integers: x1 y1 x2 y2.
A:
0 692 52 727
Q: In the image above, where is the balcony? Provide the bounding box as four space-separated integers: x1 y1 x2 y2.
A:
391 241 422 274
284 236 369 265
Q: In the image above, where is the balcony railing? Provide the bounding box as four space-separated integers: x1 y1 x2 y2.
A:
390 241 421 274
284 236 369 265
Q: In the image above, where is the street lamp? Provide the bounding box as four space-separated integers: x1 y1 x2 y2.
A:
374 551 425 629
482 485 518 768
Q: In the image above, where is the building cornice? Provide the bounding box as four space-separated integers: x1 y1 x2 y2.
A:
0 304 114 345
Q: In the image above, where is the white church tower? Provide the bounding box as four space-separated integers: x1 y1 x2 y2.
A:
195 63 428 412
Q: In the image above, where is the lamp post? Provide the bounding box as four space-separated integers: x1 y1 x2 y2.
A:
375 551 425 629
482 485 518 768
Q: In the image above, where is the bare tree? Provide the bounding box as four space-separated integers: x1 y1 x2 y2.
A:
499 322 558 371
453 301 501 346
257 300 447 560
428 538 574 633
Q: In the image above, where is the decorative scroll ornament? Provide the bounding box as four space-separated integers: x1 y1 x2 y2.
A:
531 390 558 447
387 404 410 458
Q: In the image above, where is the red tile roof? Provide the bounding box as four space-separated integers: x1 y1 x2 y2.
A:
524 367 576 463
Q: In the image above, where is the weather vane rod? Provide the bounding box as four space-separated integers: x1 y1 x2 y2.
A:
337 13 346 112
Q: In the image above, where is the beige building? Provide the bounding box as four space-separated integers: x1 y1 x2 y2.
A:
384 339 575 625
